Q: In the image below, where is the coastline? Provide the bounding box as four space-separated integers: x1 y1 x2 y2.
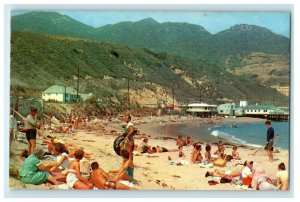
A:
137 116 268 148
9 115 289 190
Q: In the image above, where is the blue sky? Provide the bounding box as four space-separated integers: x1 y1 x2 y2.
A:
12 11 290 37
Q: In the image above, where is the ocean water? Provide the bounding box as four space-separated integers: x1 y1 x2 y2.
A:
181 121 290 149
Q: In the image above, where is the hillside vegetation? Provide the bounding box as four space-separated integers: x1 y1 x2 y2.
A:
11 12 290 69
10 31 289 108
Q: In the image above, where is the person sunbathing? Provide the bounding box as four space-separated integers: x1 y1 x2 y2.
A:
147 146 178 154
185 136 193 146
214 141 225 158
232 146 241 160
191 144 203 164
44 137 92 159
178 145 186 159
90 162 133 190
276 162 288 190
205 169 241 178
65 149 93 189
251 166 276 190
176 135 186 147
137 138 151 153
49 143 70 172
204 144 216 163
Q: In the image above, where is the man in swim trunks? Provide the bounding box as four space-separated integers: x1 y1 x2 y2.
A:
89 162 133 190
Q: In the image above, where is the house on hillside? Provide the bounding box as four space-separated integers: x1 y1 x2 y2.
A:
42 84 80 103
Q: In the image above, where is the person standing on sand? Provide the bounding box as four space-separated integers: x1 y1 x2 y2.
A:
24 107 42 155
122 115 135 161
265 120 274 162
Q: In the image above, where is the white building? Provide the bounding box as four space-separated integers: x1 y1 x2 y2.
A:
240 100 248 107
42 85 79 103
186 103 218 117
217 103 237 116
243 104 285 116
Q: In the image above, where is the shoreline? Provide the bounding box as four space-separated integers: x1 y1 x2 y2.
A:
137 116 271 149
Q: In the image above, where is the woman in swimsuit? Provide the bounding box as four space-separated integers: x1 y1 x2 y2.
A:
191 144 203 164
65 149 93 189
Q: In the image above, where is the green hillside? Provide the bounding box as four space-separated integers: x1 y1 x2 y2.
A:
11 12 290 69
11 12 99 39
10 31 289 107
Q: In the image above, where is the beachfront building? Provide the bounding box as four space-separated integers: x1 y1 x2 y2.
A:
243 104 289 120
185 103 218 117
42 84 80 103
217 103 237 116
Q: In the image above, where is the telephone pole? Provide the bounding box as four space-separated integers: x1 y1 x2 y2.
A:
77 66 79 103
172 87 175 109
127 77 130 107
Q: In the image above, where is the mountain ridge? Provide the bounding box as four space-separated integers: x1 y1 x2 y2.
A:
11 11 290 68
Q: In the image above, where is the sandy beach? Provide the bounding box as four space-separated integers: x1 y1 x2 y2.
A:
9 116 289 190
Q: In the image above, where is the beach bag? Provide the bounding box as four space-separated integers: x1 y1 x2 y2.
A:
214 159 226 167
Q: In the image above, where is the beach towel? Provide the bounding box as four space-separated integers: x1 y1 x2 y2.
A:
58 183 69 189
214 159 226 167
119 180 134 188
199 163 214 168
170 160 189 166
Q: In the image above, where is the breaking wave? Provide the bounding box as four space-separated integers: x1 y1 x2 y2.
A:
211 130 261 148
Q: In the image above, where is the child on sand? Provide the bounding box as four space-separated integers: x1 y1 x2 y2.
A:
176 135 186 147
178 145 186 159
89 162 133 190
109 150 135 183
65 149 93 189
232 146 241 160
214 141 225 158
138 138 151 153
186 136 193 146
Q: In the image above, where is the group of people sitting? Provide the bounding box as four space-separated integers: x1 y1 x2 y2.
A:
19 139 135 190
201 145 288 190
189 140 240 165
241 160 288 190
